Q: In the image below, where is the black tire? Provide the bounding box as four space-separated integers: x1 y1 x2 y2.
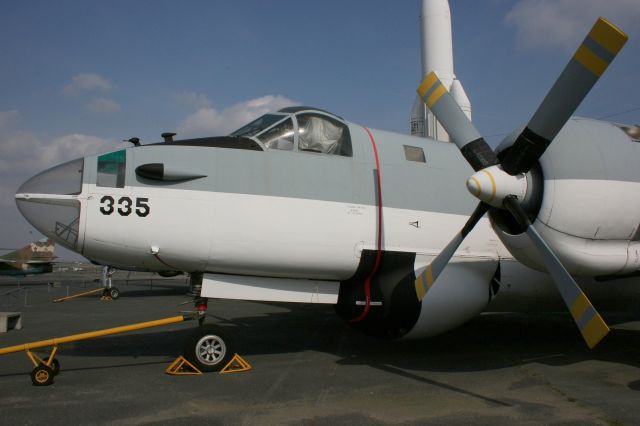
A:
50 358 60 376
183 325 233 372
31 364 54 386
108 287 120 299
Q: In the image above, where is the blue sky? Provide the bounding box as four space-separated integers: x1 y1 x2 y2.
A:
1 0 639 259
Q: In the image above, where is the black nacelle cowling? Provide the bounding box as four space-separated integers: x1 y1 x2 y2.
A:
336 250 500 339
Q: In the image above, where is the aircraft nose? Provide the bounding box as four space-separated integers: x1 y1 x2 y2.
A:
15 158 85 251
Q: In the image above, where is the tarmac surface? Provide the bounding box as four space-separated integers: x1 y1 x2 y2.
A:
1 267 639 425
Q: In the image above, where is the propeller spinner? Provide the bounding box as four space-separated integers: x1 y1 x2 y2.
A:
414 17 628 348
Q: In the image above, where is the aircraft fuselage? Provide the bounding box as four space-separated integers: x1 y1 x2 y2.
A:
76 120 503 278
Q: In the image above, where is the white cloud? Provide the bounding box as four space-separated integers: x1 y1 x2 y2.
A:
0 131 119 177
42 134 122 166
174 91 212 110
0 110 20 129
505 0 640 51
0 131 41 181
177 95 297 137
84 97 121 114
63 73 112 95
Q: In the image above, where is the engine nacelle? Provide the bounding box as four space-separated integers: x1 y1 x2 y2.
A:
493 118 640 276
336 251 498 339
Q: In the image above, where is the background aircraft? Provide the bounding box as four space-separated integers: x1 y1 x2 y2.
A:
0 238 56 277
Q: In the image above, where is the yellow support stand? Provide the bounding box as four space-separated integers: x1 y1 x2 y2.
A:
220 354 252 374
0 315 188 357
165 356 202 375
100 295 112 301
54 288 103 303
0 315 189 386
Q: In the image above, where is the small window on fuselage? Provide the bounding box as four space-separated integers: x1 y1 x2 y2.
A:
97 150 126 188
403 145 426 163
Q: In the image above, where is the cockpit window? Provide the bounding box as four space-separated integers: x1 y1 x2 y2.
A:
229 114 287 138
257 118 294 150
97 150 126 188
229 109 352 156
297 113 352 156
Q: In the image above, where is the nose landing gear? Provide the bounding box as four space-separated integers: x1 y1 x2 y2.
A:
184 273 234 372
101 266 119 299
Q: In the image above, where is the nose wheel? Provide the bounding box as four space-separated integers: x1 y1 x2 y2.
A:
183 325 233 372
103 287 120 299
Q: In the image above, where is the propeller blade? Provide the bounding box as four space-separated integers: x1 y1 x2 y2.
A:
503 196 609 348
502 17 628 175
417 72 498 171
414 202 490 301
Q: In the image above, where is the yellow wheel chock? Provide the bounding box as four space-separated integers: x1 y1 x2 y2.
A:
220 354 252 374
165 356 202 375
165 353 252 376
0 315 189 386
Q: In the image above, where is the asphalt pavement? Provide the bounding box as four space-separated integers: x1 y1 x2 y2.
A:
0 268 639 425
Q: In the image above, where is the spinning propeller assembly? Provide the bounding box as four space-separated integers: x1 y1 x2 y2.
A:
415 17 628 348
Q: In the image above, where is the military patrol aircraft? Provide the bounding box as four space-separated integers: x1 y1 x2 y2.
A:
14 17 638 371
0 238 56 277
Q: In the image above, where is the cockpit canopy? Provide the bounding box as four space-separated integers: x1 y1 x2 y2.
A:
229 107 352 157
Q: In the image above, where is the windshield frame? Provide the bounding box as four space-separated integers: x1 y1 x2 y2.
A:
228 113 289 139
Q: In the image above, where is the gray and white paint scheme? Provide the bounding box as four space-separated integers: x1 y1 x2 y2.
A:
12 11 639 349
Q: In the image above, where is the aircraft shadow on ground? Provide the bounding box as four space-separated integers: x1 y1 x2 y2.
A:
32 302 640 375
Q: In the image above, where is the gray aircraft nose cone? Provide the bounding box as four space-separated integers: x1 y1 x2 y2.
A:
15 158 85 251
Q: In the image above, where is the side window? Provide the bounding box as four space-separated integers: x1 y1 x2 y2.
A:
97 150 126 188
403 145 426 163
297 114 352 157
257 118 294 150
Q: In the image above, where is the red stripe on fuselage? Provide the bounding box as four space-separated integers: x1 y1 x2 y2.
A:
351 127 383 323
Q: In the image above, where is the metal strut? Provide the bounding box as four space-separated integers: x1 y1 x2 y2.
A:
189 272 208 325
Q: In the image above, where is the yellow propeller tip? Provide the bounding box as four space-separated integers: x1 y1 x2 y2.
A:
582 315 610 349
590 17 628 54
